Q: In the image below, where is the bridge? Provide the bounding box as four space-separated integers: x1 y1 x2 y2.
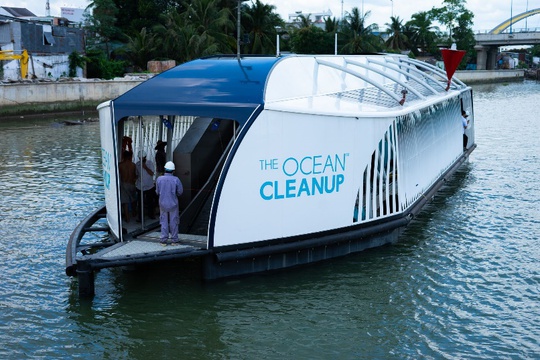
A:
475 8 540 70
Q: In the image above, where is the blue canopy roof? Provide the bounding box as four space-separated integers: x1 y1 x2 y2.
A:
112 56 282 124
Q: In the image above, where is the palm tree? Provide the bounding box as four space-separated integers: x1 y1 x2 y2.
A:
297 14 312 28
340 8 382 54
385 16 408 51
324 17 339 34
182 0 236 55
121 27 157 71
154 10 189 62
406 11 439 56
242 0 284 55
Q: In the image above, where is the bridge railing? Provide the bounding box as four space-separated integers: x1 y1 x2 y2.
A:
475 27 540 34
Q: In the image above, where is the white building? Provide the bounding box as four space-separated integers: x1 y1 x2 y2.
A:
288 10 333 29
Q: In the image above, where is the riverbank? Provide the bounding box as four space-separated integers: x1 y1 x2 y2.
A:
0 70 526 117
455 69 525 84
0 75 149 117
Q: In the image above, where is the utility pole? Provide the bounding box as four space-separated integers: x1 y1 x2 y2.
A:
46 0 50 17
236 0 248 59
510 0 513 34
526 0 529 30
237 0 242 59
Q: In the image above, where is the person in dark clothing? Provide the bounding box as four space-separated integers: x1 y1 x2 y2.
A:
155 140 167 177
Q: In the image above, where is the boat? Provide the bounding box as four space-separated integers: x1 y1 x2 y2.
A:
66 53 476 297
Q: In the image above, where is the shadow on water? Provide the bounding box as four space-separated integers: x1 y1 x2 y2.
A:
398 161 474 246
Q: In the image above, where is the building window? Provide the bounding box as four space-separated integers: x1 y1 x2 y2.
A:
44 32 55 46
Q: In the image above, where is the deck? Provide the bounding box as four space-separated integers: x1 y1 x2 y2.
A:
79 225 210 270
96 232 207 259
67 209 211 281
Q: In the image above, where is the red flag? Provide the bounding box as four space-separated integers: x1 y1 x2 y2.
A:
441 49 466 91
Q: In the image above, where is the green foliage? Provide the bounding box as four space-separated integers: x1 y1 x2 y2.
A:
429 0 474 46
78 0 488 69
68 51 88 77
405 11 439 56
85 0 124 58
385 16 408 51
290 26 333 54
340 8 383 54
117 28 157 72
324 17 339 33
428 0 475 68
242 0 284 55
85 49 127 79
151 0 235 64
531 45 540 57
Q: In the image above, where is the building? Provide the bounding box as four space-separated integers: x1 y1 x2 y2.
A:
288 10 333 29
0 6 35 19
0 7 85 81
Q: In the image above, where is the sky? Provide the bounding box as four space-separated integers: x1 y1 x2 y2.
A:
2 0 540 33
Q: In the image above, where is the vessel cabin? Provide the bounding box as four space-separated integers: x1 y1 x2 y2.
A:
72 54 475 284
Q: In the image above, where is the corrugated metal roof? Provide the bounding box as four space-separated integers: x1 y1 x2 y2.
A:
0 7 36 17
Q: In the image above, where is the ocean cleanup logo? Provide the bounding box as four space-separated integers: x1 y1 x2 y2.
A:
259 153 349 200
101 147 111 190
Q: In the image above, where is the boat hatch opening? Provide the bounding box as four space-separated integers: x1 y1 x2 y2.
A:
118 115 239 237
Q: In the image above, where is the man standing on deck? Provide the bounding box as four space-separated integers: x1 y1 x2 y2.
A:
462 110 470 151
156 161 183 245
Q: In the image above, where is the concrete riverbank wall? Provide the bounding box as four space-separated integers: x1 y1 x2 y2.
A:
455 69 524 84
0 70 525 117
0 77 145 117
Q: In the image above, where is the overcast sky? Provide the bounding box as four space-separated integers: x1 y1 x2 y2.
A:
3 0 540 32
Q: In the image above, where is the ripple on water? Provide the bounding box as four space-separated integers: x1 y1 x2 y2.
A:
2 85 540 358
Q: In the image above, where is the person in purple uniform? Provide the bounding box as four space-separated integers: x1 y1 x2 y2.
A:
155 161 184 245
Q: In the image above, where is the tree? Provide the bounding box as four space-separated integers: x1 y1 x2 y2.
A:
452 14 476 68
242 0 284 55
154 8 219 64
324 17 339 34
154 9 189 62
429 0 475 68
385 16 408 51
429 0 474 46
85 0 123 57
297 14 312 28
531 44 540 57
113 0 181 38
289 26 333 54
406 11 439 56
340 8 382 54
183 0 235 55
68 51 88 77
120 27 157 71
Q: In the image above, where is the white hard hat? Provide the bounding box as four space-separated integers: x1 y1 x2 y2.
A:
164 161 175 171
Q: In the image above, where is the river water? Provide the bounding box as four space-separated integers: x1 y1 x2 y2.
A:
1 81 539 359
